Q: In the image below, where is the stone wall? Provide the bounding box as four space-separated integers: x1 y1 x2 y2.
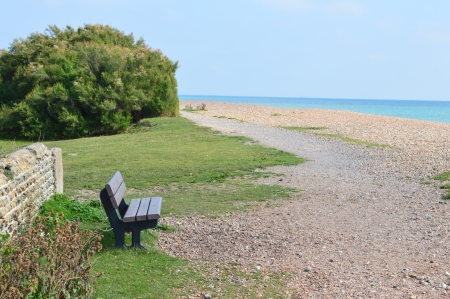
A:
0 143 63 235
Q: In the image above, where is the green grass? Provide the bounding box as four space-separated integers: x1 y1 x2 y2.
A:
17 116 306 298
40 194 105 223
0 139 34 155
43 117 302 198
128 182 298 217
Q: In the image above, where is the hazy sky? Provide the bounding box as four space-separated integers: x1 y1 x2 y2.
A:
1 0 450 100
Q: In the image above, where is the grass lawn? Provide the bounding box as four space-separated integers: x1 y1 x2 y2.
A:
5 116 305 298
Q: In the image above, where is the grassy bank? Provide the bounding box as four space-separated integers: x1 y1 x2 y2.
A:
3 116 304 298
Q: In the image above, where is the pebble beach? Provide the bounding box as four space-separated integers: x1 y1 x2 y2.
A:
158 101 450 298
179 101 450 180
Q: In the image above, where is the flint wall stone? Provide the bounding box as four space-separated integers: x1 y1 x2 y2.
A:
0 143 63 235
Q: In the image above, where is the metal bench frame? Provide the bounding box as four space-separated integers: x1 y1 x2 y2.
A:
99 171 162 248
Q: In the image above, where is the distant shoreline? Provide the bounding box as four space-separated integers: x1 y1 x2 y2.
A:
179 95 450 124
180 100 450 179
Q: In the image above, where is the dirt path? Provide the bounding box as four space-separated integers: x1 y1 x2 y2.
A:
158 110 450 298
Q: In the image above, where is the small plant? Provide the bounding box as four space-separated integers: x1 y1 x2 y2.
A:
283 126 328 131
442 193 450 200
183 103 207 111
440 184 450 190
154 223 176 232
2 168 14 180
271 113 282 116
196 103 207 110
433 171 450 182
0 213 102 299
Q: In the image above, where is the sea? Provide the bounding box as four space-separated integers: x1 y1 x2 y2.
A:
179 95 450 124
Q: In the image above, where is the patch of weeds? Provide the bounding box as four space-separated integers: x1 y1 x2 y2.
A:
196 103 207 110
3 168 14 180
216 115 227 118
420 181 432 185
433 172 450 181
432 172 450 200
271 113 282 116
40 194 105 223
283 126 328 131
183 104 194 111
284 127 388 148
155 223 176 232
183 103 207 112
0 214 102 299
137 118 156 128
348 198 359 203
440 184 450 200
318 133 388 148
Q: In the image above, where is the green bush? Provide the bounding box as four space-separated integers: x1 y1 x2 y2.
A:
40 194 105 223
0 24 179 139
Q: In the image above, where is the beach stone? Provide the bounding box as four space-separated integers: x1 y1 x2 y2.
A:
159 105 450 298
204 294 212 299
305 266 312 272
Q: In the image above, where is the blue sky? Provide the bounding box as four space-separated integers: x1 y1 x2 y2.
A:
1 0 450 100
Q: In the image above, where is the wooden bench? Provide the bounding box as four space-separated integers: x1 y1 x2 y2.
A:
99 171 162 248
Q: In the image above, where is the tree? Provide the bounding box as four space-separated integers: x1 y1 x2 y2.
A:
0 24 179 139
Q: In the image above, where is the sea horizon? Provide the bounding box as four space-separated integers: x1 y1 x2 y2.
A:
179 94 450 124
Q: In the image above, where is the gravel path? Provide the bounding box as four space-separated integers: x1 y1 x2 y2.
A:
158 104 450 298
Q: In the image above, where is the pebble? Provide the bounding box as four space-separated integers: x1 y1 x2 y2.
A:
254 266 261 272
204 294 211 299
159 106 450 298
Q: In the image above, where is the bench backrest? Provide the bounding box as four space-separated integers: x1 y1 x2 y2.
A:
105 171 127 209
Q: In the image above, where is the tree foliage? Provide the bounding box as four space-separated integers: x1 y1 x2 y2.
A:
0 24 179 139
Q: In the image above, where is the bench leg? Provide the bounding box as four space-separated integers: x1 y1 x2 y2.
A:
113 228 126 248
131 228 144 248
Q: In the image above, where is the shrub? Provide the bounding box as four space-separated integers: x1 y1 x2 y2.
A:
0 214 102 298
0 24 179 139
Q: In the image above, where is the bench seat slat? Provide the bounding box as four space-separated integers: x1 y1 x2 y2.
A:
147 197 162 220
136 198 151 221
123 198 141 223
106 171 124 197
